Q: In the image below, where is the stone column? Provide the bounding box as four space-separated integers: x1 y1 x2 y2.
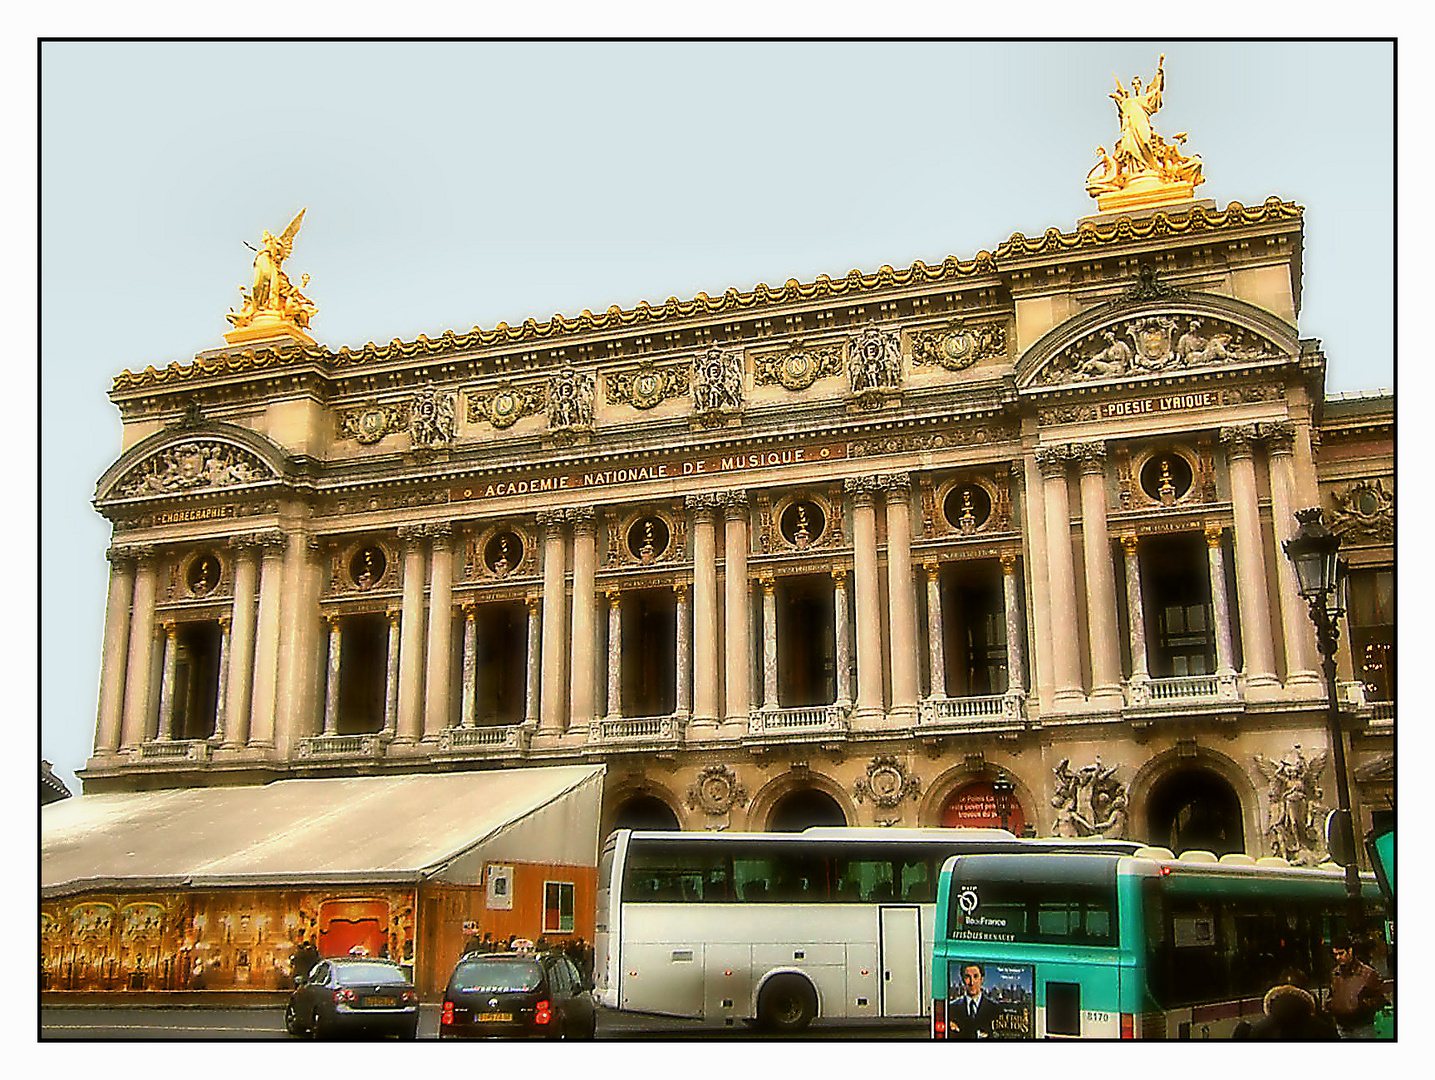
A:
846 477 884 721
424 525 455 738
722 493 751 731
1222 426 1278 689
603 589 622 721
223 539 258 748
687 495 721 732
119 547 158 749
1205 526 1238 691
395 525 428 743
524 595 541 726
1122 536 1150 697
882 474 919 721
384 609 400 733
673 583 691 718
1018 455 1055 710
274 532 320 756
760 575 778 709
568 509 598 737
247 532 287 748
461 604 479 728
1037 447 1084 706
924 561 946 699
1000 553 1026 694
214 615 231 744
94 547 136 754
322 614 342 735
538 511 568 737
1076 443 1122 705
832 567 852 707
1266 423 1321 691
155 622 179 740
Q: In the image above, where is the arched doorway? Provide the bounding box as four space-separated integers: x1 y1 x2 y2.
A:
767 788 847 831
612 794 680 831
1145 768 1245 856
939 781 1027 834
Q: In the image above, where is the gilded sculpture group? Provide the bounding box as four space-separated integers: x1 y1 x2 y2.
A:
1086 55 1205 199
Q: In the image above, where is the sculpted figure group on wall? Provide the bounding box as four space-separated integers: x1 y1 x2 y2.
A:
1043 315 1281 385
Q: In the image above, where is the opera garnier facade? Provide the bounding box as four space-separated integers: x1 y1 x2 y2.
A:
80 61 1392 864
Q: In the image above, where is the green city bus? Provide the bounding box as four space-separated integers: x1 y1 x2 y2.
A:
931 849 1391 1039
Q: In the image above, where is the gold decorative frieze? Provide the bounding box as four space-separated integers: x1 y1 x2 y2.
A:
338 402 408 444
607 358 690 409
910 320 1007 371
467 379 545 429
753 341 844 391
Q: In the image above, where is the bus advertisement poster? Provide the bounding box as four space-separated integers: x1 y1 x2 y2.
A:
947 960 1034 1039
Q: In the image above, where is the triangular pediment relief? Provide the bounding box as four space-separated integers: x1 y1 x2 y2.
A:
1015 294 1298 392
97 423 287 503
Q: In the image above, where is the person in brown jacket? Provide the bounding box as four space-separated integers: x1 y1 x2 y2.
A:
1328 935 1387 1039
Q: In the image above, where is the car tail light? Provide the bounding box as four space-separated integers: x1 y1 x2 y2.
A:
1120 1012 1135 1039
334 988 356 1003
402 990 418 1003
535 999 552 1025
441 1002 454 1026
932 998 946 1038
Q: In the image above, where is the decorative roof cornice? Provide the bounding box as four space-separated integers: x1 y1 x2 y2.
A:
112 196 1301 392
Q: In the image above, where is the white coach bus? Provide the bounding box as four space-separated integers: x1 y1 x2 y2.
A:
594 827 1141 1031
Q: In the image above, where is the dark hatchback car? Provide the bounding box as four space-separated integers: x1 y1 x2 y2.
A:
285 957 420 1039
440 952 596 1039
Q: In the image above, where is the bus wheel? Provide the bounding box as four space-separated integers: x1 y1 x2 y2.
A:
758 974 816 1032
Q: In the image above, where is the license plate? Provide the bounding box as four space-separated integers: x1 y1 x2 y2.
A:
477 1012 513 1022
364 996 397 1007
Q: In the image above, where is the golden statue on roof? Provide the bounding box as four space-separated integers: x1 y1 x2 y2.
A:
1086 56 1204 213
224 208 318 344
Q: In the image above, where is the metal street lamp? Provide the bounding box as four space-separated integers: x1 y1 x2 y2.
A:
991 775 1015 834
1282 507 1363 928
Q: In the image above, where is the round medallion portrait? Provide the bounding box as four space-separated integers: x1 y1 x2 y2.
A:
942 484 992 533
627 518 671 563
484 531 524 576
349 545 388 589
1140 454 1193 505
779 500 825 549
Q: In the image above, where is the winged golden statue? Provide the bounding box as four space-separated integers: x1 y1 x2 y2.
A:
226 208 318 334
1086 56 1205 211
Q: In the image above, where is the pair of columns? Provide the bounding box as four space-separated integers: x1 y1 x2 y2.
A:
921 554 1027 700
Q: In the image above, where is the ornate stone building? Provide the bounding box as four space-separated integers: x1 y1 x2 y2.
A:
80 78 1394 862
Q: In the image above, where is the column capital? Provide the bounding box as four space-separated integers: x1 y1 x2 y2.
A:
462 601 478 618
161 620 178 639
877 471 912 494
324 612 343 630
671 581 690 598
721 490 750 519
427 522 454 547
397 523 429 544
923 558 941 579
386 607 401 626
1205 524 1226 546
605 586 622 606
999 551 1018 573
525 593 542 613
1008 460 1026 491
830 565 849 585
252 529 287 555
106 544 145 568
1073 441 1108 474
1120 534 1140 556
684 492 723 516
844 475 881 506
568 508 598 537
534 509 566 529
1262 420 1298 455
760 574 776 594
217 614 231 631
1220 425 1259 458
1035 445 1072 478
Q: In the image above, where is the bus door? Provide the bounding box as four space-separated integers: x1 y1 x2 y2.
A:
879 906 923 1017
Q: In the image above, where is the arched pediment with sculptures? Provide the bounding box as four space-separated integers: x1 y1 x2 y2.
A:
96 421 289 504
1015 292 1298 392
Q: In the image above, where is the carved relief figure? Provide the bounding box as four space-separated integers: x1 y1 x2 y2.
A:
409 386 457 448
849 322 902 396
1044 316 1282 386
116 442 269 497
1255 745 1329 865
226 209 318 331
692 347 743 413
1077 329 1132 378
1050 758 1128 839
548 366 595 429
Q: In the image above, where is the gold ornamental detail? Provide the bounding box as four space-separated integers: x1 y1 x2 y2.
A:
338 402 408 444
1086 56 1205 212
910 320 1007 371
753 342 844 391
468 380 546 428
607 358 690 409
224 209 318 344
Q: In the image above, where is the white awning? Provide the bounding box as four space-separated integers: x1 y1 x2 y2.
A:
41 764 605 898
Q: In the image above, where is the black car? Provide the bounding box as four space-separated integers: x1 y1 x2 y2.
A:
440 952 596 1039
285 957 420 1039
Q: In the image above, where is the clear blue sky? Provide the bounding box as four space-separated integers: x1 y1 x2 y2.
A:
38 40 1396 793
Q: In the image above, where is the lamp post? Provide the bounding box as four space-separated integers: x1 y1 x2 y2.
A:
1282 507 1363 928
992 774 1015 834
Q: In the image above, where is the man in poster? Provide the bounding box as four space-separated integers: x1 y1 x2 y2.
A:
951 961 1002 1039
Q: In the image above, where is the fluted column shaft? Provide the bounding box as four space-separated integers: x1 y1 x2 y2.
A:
1122 536 1150 681
606 590 622 720
689 498 720 729
323 616 342 735
569 511 597 735
833 568 852 706
95 550 136 754
924 562 946 699
674 584 691 716
1038 448 1084 705
156 622 179 740
120 551 159 748
1267 428 1320 687
883 475 919 717
424 527 455 737
1205 528 1236 676
538 513 568 735
396 528 428 742
1001 553 1026 693
761 577 778 709
248 535 286 747
1077 445 1122 701
1224 428 1278 686
849 480 883 717
224 543 258 748
461 605 479 728
723 495 751 728
384 610 401 733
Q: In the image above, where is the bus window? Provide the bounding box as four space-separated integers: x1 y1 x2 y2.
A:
732 847 827 903
947 875 1116 946
623 843 732 902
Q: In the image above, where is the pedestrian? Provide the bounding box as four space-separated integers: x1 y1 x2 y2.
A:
1246 981 1332 1040
1327 935 1387 1039
480 931 493 954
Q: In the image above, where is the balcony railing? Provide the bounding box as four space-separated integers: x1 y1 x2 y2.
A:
1127 673 1239 707
918 693 1026 727
438 724 531 753
747 704 850 736
588 714 683 746
295 733 386 759
1370 700 1394 723
137 739 212 762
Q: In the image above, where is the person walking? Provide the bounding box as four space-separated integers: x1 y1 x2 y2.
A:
1328 935 1387 1039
